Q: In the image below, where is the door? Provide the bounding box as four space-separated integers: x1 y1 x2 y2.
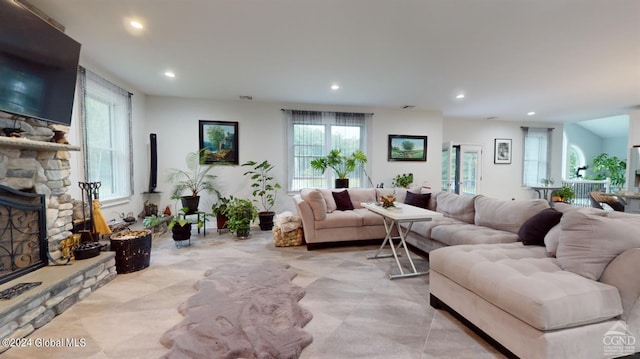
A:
442 142 482 195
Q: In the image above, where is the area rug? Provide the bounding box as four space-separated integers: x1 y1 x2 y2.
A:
160 261 313 359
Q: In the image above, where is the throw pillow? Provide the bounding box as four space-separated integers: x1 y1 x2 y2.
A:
517 208 563 245
556 209 640 280
332 190 354 211
404 191 431 209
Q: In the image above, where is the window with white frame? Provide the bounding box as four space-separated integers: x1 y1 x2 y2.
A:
285 110 370 191
78 67 133 202
522 127 553 186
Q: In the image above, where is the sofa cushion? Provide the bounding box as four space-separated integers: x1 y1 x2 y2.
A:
347 188 377 209
556 209 640 281
404 191 431 209
300 189 327 221
436 192 477 224
430 243 623 331
318 189 338 212
402 216 464 240
431 223 519 246
518 208 563 245
332 190 355 211
474 196 549 234
543 203 583 256
315 210 364 229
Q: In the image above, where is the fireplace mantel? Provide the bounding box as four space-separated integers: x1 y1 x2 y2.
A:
0 136 80 152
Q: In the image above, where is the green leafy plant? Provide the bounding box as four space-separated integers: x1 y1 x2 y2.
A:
392 173 414 188
539 178 555 186
142 215 161 228
167 148 220 197
241 160 281 213
225 197 258 235
589 153 627 189
167 195 204 230
551 186 575 203
211 195 233 217
310 149 367 179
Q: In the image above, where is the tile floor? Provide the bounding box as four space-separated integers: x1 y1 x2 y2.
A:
2 229 502 359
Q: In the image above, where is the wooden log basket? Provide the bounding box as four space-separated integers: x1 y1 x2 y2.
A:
110 229 152 273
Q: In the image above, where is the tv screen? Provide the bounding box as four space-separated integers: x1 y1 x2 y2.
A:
0 1 81 126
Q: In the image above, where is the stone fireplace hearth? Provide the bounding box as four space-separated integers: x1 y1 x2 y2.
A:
0 114 117 349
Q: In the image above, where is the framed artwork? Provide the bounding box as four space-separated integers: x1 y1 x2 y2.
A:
199 120 239 165
388 135 427 161
494 138 512 164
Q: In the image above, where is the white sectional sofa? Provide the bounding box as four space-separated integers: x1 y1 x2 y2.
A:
430 206 640 358
293 187 548 251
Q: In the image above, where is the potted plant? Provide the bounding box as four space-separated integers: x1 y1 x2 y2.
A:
539 178 555 186
590 153 627 192
211 195 233 234
165 195 205 243
167 148 220 214
551 186 576 203
310 149 368 188
392 173 414 188
225 197 258 238
242 160 281 230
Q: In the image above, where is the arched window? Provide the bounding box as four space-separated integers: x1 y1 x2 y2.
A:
568 145 586 179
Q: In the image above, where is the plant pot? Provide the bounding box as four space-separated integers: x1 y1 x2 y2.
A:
236 227 251 238
181 196 200 214
216 214 228 232
335 178 349 188
172 222 192 241
258 211 275 231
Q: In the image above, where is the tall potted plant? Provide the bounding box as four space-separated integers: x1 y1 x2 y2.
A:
211 195 232 234
310 149 368 188
590 153 627 192
225 197 258 238
167 148 220 214
242 160 281 230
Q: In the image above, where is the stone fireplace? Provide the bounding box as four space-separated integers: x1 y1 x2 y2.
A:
0 112 117 349
0 113 79 264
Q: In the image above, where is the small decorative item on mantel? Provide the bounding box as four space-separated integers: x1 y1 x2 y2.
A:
380 194 396 208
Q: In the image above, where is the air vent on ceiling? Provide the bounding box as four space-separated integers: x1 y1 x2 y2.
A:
239 95 253 100
402 105 415 109
486 116 498 120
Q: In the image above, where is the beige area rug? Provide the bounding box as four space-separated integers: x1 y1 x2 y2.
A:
160 261 313 359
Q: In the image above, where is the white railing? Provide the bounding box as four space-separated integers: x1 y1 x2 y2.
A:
561 179 611 207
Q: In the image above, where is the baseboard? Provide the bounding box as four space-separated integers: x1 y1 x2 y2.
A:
429 293 519 359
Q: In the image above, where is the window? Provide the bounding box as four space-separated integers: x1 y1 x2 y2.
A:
568 145 586 179
78 67 133 202
286 110 370 191
522 127 552 186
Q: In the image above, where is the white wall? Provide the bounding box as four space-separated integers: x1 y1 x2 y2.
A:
443 118 564 200
563 123 603 178
145 97 443 214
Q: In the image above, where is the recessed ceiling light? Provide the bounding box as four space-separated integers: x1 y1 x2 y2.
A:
130 20 143 29
527 111 536 116
164 71 175 78
331 84 340 90
456 94 465 99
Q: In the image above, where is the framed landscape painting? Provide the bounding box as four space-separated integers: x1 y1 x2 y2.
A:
388 135 427 161
199 120 239 165
494 138 512 164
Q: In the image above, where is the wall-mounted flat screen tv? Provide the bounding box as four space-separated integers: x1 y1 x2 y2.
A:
0 1 81 126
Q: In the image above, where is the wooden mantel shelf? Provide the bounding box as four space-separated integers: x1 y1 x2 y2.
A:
0 136 80 151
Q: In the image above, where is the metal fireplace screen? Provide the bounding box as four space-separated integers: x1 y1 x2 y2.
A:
0 184 48 285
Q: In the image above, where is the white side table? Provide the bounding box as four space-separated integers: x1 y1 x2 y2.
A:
362 202 442 279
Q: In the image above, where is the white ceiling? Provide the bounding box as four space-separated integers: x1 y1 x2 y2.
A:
26 0 640 126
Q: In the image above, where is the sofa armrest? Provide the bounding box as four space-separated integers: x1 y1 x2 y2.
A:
600 248 640 322
293 195 315 243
